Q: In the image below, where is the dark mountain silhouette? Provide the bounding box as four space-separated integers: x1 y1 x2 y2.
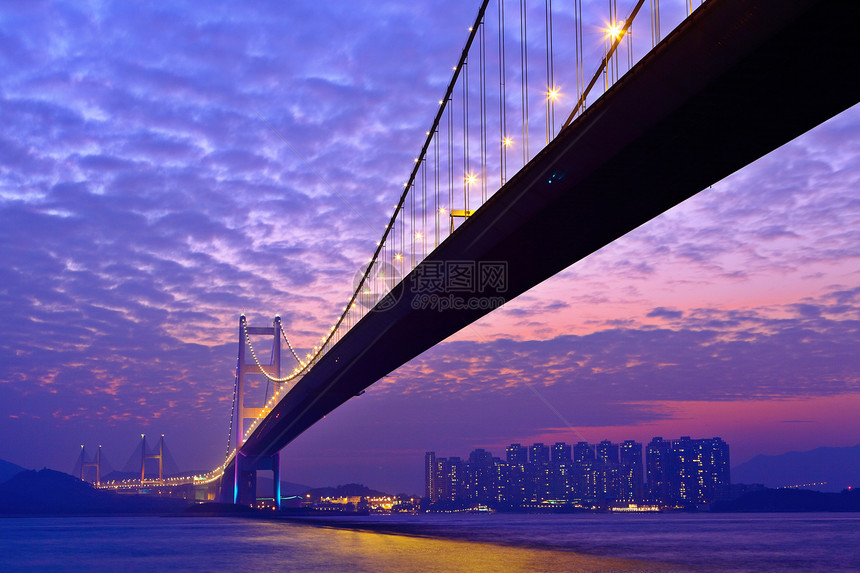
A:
713 488 860 512
0 468 189 515
304 483 386 499
0 458 27 484
733 444 860 492
256 476 314 497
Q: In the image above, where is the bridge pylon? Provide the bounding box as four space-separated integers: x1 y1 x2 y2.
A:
80 445 101 485
220 315 282 508
140 434 164 484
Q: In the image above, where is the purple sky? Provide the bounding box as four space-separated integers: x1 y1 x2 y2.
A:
1 1 858 494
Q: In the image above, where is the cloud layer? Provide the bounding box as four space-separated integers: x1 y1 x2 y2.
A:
0 1 857 491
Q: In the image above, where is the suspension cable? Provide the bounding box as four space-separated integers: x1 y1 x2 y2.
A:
280 323 306 367
562 0 646 129
223 367 238 464
239 1 493 386
243 319 300 383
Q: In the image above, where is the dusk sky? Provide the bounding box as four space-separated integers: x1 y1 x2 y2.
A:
1 0 858 494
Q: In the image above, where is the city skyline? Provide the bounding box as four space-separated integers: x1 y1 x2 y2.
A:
1 0 859 494
424 436 731 508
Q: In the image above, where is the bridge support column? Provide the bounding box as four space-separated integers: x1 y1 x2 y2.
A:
232 451 280 509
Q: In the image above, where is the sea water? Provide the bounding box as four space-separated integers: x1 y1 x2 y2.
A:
0 512 858 572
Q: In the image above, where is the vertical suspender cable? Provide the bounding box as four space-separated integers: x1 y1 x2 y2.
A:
463 60 470 214
545 0 555 142
480 19 487 204
612 0 618 84
434 133 440 247
519 0 529 164
576 0 583 109
651 0 660 47
498 0 507 185
627 9 633 71
448 104 453 233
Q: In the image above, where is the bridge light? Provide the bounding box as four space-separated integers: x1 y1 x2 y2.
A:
547 88 560 100
466 174 477 185
502 137 513 147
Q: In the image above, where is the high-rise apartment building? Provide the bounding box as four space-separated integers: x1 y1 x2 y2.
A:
646 437 672 504
424 451 437 501
645 436 731 506
552 442 572 464
620 440 644 503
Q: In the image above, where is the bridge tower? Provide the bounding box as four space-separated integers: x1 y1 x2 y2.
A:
80 445 101 485
140 434 164 484
222 315 282 508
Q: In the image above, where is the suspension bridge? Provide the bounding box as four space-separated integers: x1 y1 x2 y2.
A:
83 0 860 507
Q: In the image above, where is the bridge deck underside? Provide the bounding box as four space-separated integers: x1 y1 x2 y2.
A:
240 0 860 458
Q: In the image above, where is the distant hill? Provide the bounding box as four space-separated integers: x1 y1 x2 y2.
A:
713 488 860 512
304 483 387 499
256 476 314 497
0 468 189 515
733 444 860 492
0 459 27 484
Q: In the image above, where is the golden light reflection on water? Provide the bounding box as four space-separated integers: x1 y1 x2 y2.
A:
250 521 676 573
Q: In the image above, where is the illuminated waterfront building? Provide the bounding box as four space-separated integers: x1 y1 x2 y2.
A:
620 440 645 503
424 437 725 508
424 451 437 501
646 436 731 506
